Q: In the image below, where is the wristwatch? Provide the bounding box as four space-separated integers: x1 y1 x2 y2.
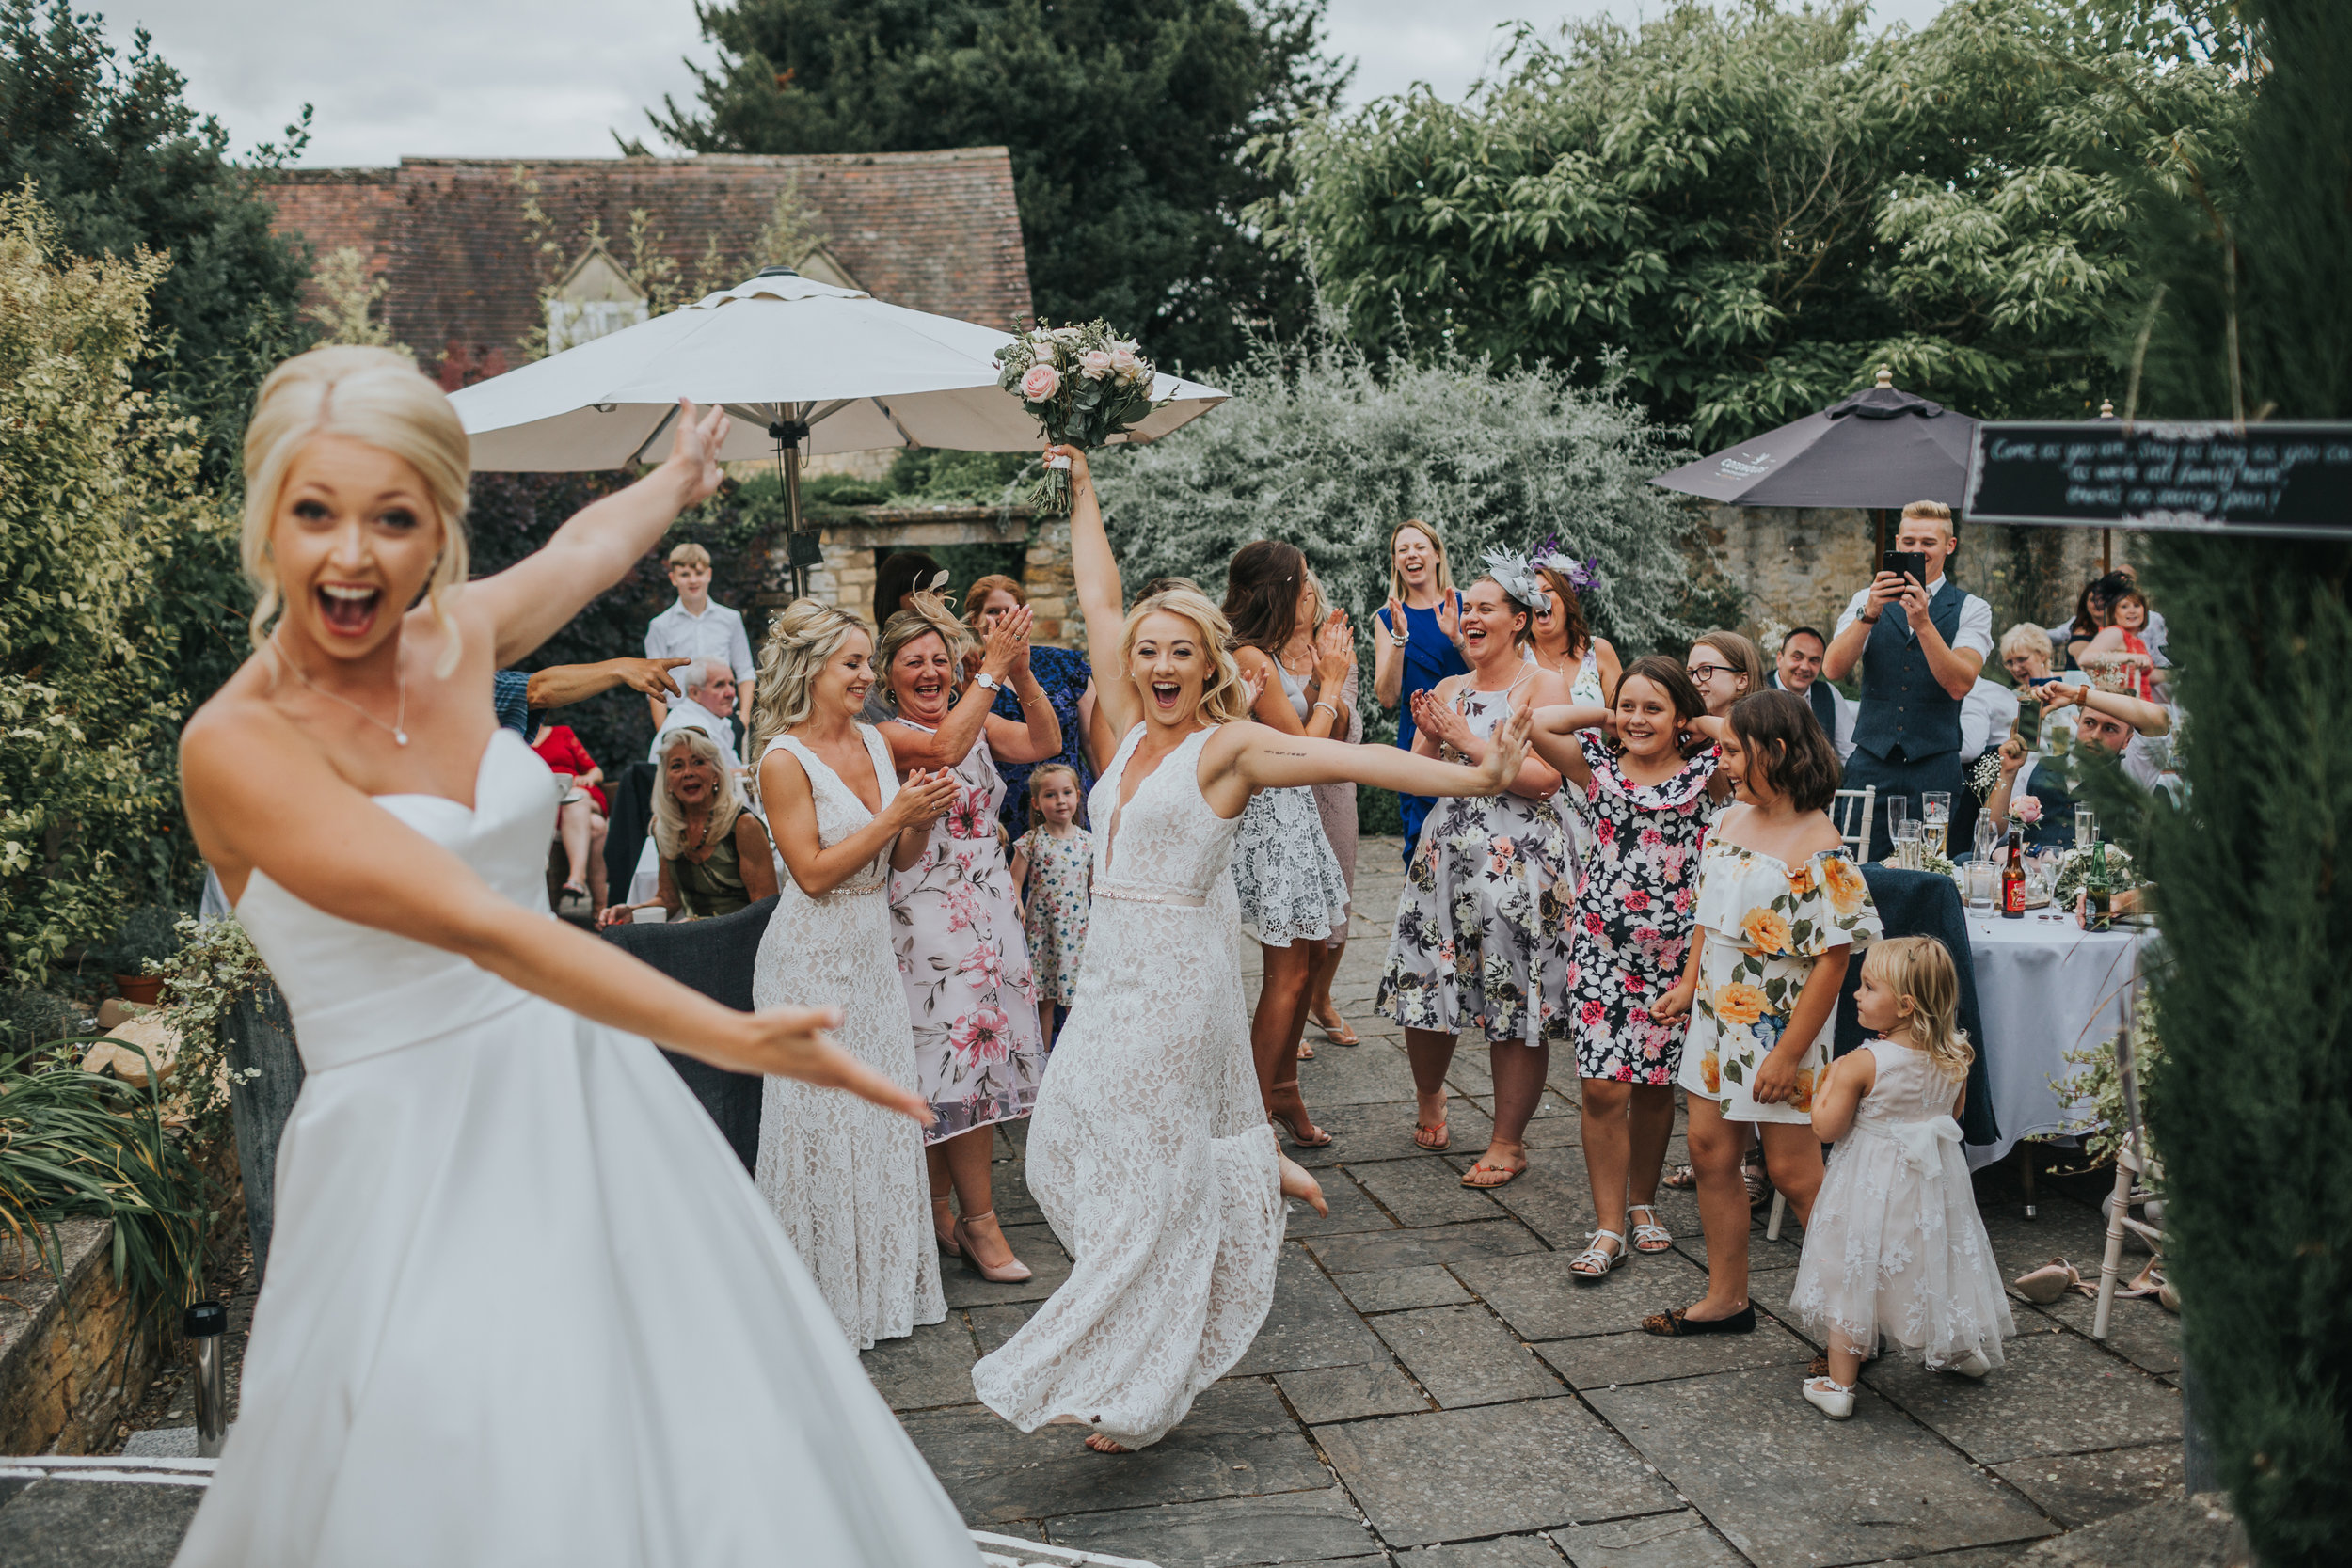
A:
973 672 1004 694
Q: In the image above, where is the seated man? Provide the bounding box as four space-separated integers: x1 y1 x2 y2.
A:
1985 681 2172 849
649 657 744 773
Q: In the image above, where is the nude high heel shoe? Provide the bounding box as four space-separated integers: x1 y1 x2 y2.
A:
949 1212 1033 1283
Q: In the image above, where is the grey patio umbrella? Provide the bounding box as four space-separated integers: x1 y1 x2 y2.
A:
1651 369 1979 510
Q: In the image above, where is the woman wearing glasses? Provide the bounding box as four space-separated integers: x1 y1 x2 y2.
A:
1685 632 1765 816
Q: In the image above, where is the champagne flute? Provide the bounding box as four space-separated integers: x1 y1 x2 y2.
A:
1884 796 1909 863
2074 806 2097 851
1921 791 1952 858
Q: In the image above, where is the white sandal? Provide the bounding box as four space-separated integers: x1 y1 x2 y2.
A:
1568 1228 1625 1282
1628 1204 1674 1254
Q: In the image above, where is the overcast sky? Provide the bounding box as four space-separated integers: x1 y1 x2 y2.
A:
104 0 1949 168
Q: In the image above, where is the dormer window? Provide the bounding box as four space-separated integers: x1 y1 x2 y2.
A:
545 241 647 354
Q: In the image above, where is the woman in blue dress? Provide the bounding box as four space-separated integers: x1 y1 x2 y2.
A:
963 574 1099 838
1372 520 1470 862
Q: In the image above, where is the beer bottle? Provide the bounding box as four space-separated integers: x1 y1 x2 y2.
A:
2085 839 2112 931
2001 825 2027 919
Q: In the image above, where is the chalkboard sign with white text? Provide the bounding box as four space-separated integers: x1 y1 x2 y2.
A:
1966 421 2352 539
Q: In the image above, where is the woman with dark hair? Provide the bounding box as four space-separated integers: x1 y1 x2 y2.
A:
1528 556 1619 706
1644 690 1880 1336
1222 540 1355 1148
1376 555 1574 1188
963 573 1101 835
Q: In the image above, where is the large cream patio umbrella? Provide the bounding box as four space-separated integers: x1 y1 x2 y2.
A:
448 268 1228 589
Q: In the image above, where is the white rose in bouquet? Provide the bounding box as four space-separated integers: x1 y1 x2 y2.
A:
1080 349 1115 381
998 316 1164 515
1109 345 1145 383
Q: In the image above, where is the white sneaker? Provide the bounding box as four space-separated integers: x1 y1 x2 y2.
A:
1944 1348 1993 1379
1803 1376 1855 1419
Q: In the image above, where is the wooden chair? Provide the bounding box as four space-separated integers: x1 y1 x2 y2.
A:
1831 785 1876 862
2092 1131 2166 1339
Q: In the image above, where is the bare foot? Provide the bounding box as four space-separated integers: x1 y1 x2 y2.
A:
1279 1153 1329 1216
1085 1433 1132 1454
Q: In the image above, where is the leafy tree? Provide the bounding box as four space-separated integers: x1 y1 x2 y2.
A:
1258 0 2246 447
641 0 1349 373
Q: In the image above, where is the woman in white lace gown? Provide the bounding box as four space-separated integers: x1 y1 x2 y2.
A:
749 599 960 1349
969 447 1532 1453
173 349 976 1565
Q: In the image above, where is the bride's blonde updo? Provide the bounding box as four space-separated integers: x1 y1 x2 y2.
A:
751 597 874 753
878 589 974 706
1120 585 1250 725
241 346 472 675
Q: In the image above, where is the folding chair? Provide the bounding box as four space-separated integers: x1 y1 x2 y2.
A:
2092 1131 2165 1339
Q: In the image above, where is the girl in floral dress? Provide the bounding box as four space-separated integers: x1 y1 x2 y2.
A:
1377 558 1574 1189
878 594 1063 1284
1529 657 1719 1279
1010 763 1092 1047
1643 690 1882 1338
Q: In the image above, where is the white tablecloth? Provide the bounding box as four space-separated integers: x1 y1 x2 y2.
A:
1962 911 2149 1168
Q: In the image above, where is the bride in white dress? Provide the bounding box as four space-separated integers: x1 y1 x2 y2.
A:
969 448 1533 1452
172 347 977 1566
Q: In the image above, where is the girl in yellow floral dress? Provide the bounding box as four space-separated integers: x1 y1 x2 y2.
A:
1645 691 1881 1336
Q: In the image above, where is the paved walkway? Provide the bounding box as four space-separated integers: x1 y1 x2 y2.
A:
869 839 2185 1568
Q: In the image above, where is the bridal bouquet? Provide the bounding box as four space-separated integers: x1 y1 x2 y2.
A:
994 320 1160 515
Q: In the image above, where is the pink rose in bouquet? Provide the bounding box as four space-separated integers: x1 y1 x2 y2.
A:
2014 797 2043 825
1080 349 1115 380
996 317 1163 515
1019 363 1061 401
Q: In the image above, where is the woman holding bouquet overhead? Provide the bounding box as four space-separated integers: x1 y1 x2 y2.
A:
970 446 1531 1454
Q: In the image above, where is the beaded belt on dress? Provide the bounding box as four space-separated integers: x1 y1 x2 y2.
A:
1094 883 1207 908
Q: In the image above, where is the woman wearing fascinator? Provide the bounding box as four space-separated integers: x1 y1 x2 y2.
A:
1526 551 1620 708
1375 551 1578 1188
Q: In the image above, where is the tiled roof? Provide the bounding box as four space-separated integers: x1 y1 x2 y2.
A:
260 150 1033 372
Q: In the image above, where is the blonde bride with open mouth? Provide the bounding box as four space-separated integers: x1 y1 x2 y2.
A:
171 347 977 1565
969 446 1534 1454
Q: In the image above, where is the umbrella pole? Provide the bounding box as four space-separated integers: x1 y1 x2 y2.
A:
770 403 813 601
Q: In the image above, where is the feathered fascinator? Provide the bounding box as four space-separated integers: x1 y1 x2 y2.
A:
1481 550 1551 613
1531 539 1603 594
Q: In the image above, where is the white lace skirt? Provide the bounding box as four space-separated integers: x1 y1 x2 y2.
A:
1788 1121 2016 1366
1229 785 1349 947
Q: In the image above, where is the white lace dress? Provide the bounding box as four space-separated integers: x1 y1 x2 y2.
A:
969 725 1285 1448
753 727 946 1349
1229 663 1350 946
1788 1038 2015 1367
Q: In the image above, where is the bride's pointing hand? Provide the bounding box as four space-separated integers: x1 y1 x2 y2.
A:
730 1005 933 1124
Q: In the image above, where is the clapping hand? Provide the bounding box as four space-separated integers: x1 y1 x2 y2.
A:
1381 595 1406 646
1239 662 1270 710
981 603 1033 681
1313 609 1355 687
1411 689 1472 753
1472 706 1533 796
1434 590 1463 647
888 768 959 831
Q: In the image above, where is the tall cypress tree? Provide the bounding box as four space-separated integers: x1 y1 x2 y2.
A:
2122 2 2352 1560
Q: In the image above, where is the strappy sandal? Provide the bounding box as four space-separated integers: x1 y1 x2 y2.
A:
1269 1110 1335 1149
1568 1229 1625 1282
1459 1157 1526 1190
1642 1303 1756 1337
1297 1040 1316 1061
1414 1120 1452 1151
1661 1164 1698 1191
1628 1204 1675 1253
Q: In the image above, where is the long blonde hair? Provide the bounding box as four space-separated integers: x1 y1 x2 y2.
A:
1120 586 1252 725
241 346 472 676
1386 518 1456 605
1862 936 1974 1077
751 597 872 754
650 727 744 859
879 590 975 707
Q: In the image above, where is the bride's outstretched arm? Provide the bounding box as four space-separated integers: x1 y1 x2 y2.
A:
181 717 930 1121
470 400 731 667
1214 708 1534 801
1057 446 1136 738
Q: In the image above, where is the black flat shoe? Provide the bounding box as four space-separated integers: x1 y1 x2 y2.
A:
1641 1303 1756 1338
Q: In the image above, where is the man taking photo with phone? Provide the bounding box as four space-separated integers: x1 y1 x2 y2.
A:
1823 499 1993 860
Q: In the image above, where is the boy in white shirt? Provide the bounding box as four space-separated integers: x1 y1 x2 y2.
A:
643 542 755 729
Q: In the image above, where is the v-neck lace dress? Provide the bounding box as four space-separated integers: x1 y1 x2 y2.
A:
969 725 1285 1449
752 726 946 1349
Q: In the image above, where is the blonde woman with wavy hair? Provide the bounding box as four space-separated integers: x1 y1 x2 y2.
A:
596 727 777 927
175 350 977 1564
969 445 1534 1457
749 594 962 1349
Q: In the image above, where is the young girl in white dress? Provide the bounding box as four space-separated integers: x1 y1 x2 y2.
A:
1791 935 2014 1418
969 445 1531 1455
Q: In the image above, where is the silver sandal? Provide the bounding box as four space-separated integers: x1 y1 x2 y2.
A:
1568 1228 1626 1282
1628 1204 1674 1254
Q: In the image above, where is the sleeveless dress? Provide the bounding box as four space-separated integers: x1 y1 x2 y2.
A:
177 731 976 1567
1788 1038 2014 1368
1376 677 1572 1047
1229 664 1350 946
1018 824 1093 1006
1294 659 1362 916
883 721 1046 1143
1380 596 1470 862
668 814 768 919
752 727 946 1349
970 725 1285 1449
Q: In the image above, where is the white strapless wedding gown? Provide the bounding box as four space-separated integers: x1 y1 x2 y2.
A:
175 731 976 1567
969 726 1285 1449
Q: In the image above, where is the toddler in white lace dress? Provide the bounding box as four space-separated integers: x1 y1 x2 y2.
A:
1789 936 2014 1418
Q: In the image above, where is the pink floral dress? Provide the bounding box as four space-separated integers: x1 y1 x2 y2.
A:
885 722 1046 1143
1555 732 1718 1083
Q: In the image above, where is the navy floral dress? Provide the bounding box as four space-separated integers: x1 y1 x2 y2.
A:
991 642 1094 838
1556 732 1719 1084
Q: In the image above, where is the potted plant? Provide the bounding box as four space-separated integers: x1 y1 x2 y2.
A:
103 906 186 1006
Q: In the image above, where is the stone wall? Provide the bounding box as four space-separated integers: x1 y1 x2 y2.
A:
761 505 1080 649
0 1220 162 1455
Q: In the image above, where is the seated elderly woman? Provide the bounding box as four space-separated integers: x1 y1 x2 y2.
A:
1985 679 2172 850
1997 623 2058 750
597 728 776 926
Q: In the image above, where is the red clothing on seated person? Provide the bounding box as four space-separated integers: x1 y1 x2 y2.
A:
531 724 607 812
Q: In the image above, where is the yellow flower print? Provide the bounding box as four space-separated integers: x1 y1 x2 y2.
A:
1786 864 1816 899
1792 1067 1817 1112
1714 981 1767 1028
1740 907 1793 954
1701 1050 1721 1094
1822 856 1867 915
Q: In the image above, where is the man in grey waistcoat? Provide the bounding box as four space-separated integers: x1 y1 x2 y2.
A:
1822 499 1993 861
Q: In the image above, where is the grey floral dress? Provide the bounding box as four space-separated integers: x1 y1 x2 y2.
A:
1376 683 1572 1047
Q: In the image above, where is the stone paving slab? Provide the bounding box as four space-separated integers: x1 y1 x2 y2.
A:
1470 1156 1602 1249
1551 1510 1749 1567
1299 1043 1425 1105
1396 1531 1578 1566
1372 1305 1562 1408
971 1301 1039 1355
943 1222 1073 1307
907 1380 1330 1527
1992 1442 2185 1528
1281 1169 1403 1240
2030 1286 2179 1376
0 1478 202 1568
1225 1247 1386 1377
1303 1219 1548 1275
1454 1249 1707 1342
1041 1486 1378 1567
1535 1323 1818 1390
1315 1398 1675 1548
1286 1098 1449 1169
1588 1367 2058 1568
1274 1358 1431 1423
1351 1157 1511 1227
1862 1323 2181 1465
1333 1265 1471 1315
863 1317 981 1410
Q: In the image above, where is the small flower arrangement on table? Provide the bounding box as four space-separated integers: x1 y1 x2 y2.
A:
2053 843 2139 908
994 320 1162 515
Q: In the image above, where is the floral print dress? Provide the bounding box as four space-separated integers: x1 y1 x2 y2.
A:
1557 731 1718 1083
1377 683 1572 1047
1018 823 1092 1006
885 721 1046 1143
1677 839 1881 1123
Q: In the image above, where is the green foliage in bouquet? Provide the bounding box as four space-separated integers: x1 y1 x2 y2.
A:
995 321 1162 515
2109 2 2352 1559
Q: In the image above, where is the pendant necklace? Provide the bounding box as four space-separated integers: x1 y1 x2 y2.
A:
273 636 409 746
